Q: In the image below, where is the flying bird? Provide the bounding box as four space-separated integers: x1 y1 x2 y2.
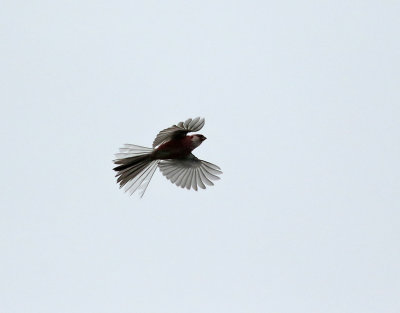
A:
113 117 222 197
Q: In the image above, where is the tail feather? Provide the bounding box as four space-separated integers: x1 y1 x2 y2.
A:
113 155 150 172
113 145 158 197
116 159 150 185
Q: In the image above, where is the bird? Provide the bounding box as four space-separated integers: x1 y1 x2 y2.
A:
113 117 222 197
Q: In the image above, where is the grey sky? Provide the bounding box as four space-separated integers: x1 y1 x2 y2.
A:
1 1 399 312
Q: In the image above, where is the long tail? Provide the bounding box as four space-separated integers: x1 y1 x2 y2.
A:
113 144 159 197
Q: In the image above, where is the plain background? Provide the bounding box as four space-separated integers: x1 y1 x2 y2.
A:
1 1 399 312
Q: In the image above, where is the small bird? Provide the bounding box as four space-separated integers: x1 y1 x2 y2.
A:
113 117 222 197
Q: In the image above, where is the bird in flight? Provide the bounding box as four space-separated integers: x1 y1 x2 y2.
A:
113 117 222 197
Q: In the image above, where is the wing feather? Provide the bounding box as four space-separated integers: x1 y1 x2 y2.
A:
198 167 214 186
158 154 222 191
152 117 205 148
194 169 204 189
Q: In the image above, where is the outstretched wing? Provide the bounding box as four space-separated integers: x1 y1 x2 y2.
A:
158 154 222 191
152 117 205 148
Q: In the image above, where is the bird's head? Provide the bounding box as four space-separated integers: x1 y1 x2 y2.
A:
197 134 207 142
191 134 207 149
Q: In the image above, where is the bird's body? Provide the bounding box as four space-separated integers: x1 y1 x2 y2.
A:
153 135 204 159
113 118 221 197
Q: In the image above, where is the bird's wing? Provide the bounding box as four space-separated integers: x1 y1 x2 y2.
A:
158 153 222 191
152 117 205 148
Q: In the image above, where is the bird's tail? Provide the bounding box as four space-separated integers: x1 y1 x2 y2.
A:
113 144 159 197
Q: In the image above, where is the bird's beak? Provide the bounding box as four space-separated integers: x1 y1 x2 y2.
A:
203 136 207 141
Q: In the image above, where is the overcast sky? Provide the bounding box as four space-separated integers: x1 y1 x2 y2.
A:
1 1 399 312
